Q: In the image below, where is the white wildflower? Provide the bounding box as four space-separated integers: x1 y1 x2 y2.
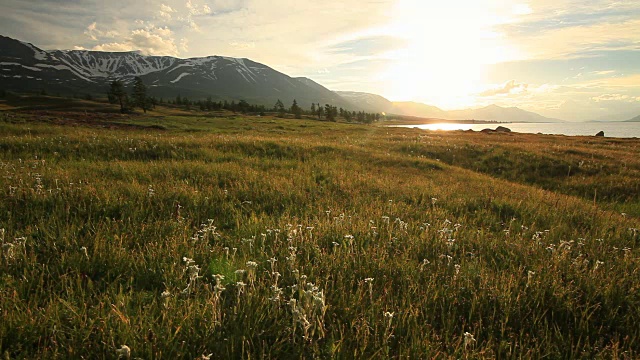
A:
116 344 131 359
463 332 476 349
594 260 604 271
526 271 535 287
80 246 89 259
183 257 195 266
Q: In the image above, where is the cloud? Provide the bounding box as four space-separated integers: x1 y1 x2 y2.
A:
158 4 177 21
530 83 560 93
92 26 180 56
180 0 215 30
84 22 119 41
592 94 640 102
179 38 189 53
479 80 528 96
229 41 255 50
578 74 640 89
592 70 615 76
501 1 640 61
92 42 135 53
328 36 408 57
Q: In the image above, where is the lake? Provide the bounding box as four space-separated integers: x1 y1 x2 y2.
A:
392 122 640 138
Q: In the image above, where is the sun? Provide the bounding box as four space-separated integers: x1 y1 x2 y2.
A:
381 0 522 109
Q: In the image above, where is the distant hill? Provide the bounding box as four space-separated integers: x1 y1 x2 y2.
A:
625 115 640 122
0 35 354 109
340 91 563 123
448 104 563 123
335 91 394 113
391 101 448 118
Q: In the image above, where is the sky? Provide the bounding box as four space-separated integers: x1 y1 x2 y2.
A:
1 0 640 121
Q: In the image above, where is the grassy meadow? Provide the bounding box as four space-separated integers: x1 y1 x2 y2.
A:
1 103 639 359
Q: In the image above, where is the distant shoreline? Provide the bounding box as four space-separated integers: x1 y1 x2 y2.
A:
382 117 504 126
386 121 640 138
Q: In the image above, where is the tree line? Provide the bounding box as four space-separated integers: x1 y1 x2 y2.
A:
107 78 382 123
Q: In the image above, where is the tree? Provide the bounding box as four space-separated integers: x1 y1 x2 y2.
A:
325 104 338 122
274 99 286 117
310 103 316 115
131 77 150 113
108 80 127 113
291 99 302 119
238 100 251 113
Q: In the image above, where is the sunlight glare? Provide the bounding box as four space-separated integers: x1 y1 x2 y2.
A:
383 0 523 109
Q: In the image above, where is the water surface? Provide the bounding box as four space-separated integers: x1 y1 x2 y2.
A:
392 122 640 138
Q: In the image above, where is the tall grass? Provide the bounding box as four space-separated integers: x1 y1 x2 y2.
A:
1 114 638 358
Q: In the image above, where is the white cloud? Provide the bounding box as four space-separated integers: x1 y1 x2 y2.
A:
158 4 177 20
179 38 189 53
229 41 255 50
92 42 136 53
592 70 616 76
502 1 640 61
84 22 119 41
479 80 528 96
92 26 180 56
530 83 560 93
592 94 640 102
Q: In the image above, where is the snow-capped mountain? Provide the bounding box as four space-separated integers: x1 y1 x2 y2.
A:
0 35 354 109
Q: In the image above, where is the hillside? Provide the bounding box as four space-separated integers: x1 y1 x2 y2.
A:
337 91 562 123
626 114 640 122
335 91 394 113
392 101 448 118
448 104 563 123
0 35 354 109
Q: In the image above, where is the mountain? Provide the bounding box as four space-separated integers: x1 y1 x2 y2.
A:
448 104 563 123
339 91 562 122
626 115 640 122
0 35 354 109
335 91 394 113
391 101 448 118
334 93 449 118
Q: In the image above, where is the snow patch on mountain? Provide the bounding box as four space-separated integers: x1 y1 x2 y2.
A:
170 72 190 83
50 51 176 78
20 41 47 60
36 63 72 71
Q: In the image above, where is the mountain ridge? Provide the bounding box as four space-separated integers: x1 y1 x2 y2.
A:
0 35 355 110
338 90 563 123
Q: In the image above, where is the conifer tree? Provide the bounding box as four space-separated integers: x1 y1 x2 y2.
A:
131 77 150 113
291 99 302 119
108 80 127 113
274 99 286 117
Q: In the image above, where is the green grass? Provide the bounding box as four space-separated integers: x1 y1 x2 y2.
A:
0 109 639 359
